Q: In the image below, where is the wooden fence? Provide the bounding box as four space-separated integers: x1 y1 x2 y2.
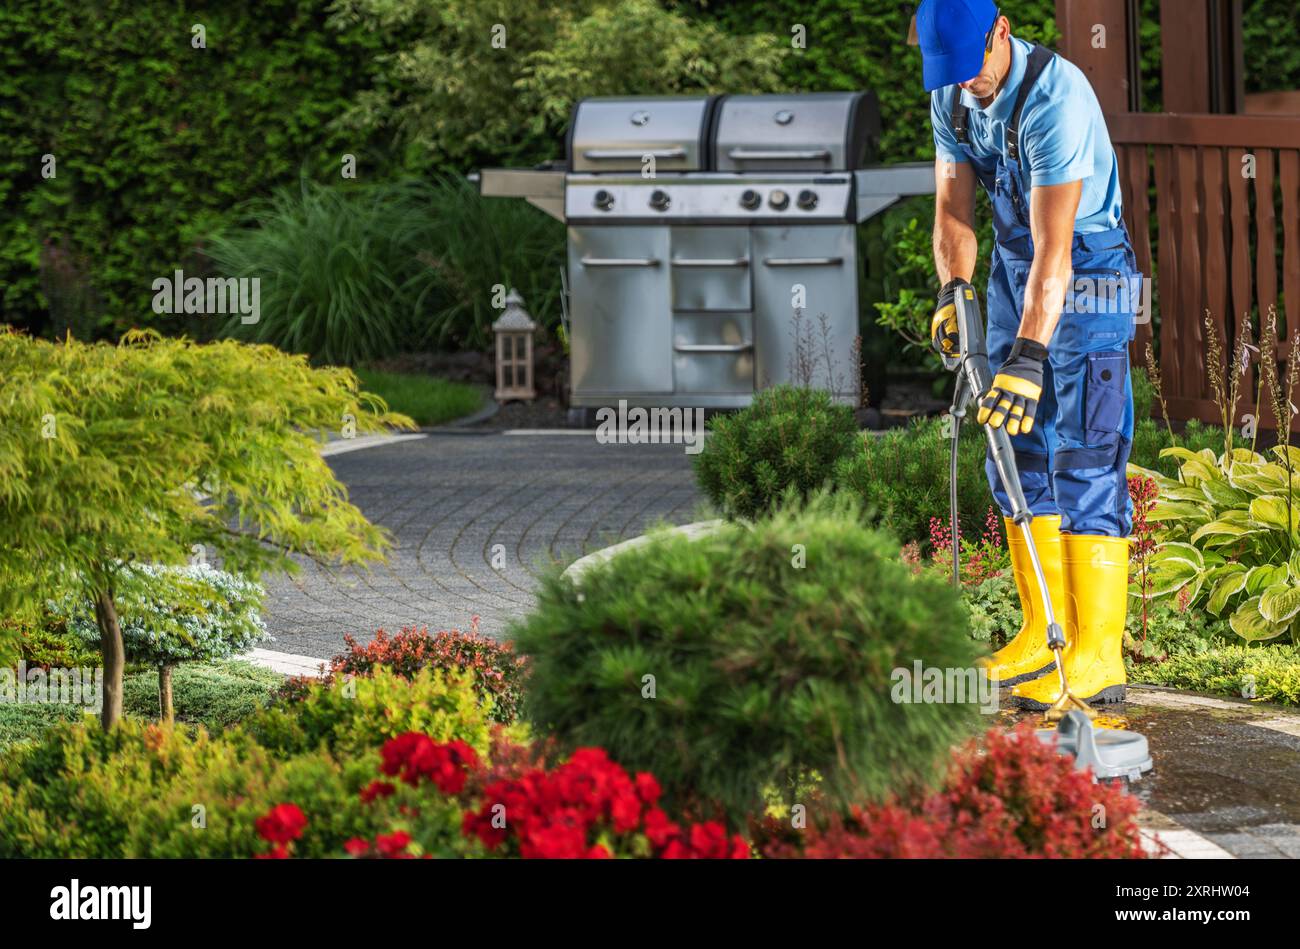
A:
1107 112 1300 426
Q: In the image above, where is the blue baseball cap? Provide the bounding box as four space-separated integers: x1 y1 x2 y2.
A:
915 0 1000 91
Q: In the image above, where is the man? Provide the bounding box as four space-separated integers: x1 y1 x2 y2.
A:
915 0 1141 708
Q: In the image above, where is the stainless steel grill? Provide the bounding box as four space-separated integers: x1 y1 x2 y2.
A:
479 93 935 420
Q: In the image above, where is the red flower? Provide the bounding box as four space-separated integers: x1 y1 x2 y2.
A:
344 838 370 857
255 803 307 845
375 831 413 858
360 780 396 804
634 772 660 804
379 733 479 794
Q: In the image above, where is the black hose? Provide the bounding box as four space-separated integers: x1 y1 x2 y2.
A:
950 413 961 590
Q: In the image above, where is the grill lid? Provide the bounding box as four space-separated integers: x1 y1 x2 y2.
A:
711 92 880 172
567 96 717 173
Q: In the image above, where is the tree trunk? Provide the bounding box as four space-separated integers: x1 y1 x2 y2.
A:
158 664 175 724
94 589 125 730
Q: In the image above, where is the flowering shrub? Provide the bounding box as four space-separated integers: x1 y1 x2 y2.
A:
255 804 308 859
463 746 750 859
757 723 1148 859
317 622 526 723
255 734 751 860
925 506 1008 586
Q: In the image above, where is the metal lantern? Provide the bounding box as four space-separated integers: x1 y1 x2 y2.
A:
492 288 537 401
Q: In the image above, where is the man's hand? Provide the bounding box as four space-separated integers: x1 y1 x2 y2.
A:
978 337 1048 436
930 279 965 356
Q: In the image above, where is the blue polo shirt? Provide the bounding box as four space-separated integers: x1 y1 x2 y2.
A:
930 36 1123 234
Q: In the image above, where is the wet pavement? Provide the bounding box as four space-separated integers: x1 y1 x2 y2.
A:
1004 690 1300 858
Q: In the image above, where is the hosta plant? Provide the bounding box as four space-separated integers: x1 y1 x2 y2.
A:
1130 445 1300 643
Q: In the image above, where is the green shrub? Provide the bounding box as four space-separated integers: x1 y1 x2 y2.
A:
11 615 100 669
247 666 501 760
837 414 991 550
1124 597 1233 664
694 386 860 521
1134 644 1300 706
0 704 90 753
0 720 220 857
0 718 377 858
122 661 284 731
61 563 268 666
513 492 986 824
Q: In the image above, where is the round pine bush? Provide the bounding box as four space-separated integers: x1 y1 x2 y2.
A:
693 385 860 520
832 414 990 551
513 493 986 824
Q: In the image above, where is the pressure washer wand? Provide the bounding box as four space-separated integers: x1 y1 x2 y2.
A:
946 282 1094 722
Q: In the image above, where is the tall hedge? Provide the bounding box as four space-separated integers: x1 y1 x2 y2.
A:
0 0 391 337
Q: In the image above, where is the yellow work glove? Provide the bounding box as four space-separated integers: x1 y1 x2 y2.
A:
977 337 1049 436
930 279 965 357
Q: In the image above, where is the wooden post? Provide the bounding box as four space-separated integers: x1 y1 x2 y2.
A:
1054 0 1134 113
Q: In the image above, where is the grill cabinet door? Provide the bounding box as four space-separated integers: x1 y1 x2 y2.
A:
751 225 859 402
568 226 674 397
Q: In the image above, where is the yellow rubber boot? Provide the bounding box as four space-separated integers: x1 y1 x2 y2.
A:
1011 534 1130 709
982 515 1065 686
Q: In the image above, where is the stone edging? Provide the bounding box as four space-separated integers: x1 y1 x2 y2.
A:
562 520 725 582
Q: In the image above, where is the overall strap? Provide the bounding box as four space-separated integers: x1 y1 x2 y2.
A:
950 84 969 146
1004 43 1054 162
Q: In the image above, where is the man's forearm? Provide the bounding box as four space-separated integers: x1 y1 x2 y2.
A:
933 217 978 285
1019 247 1072 346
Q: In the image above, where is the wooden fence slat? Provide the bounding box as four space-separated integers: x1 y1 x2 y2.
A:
1153 146 1181 394
1256 149 1279 429
1281 151 1300 418
1124 144 1155 363
1201 146 1230 393
1226 147 1256 428
1176 145 1206 400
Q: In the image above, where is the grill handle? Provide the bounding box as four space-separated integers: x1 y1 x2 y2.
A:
727 148 831 161
762 256 844 267
674 343 754 354
582 148 687 161
580 256 661 268
670 257 749 269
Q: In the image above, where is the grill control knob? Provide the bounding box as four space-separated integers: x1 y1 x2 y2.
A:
797 189 819 211
649 189 670 211
768 189 790 211
740 189 761 211
593 189 615 211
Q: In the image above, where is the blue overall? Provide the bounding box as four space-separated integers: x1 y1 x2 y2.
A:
954 49 1140 537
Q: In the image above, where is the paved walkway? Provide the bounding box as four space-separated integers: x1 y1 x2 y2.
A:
262 432 704 657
